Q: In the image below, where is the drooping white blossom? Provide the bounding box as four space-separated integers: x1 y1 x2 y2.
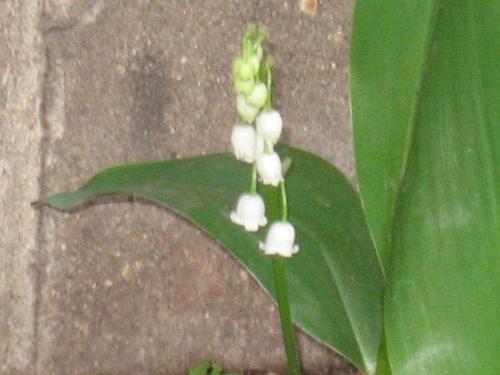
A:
259 221 299 257
230 193 268 232
257 151 282 186
231 125 257 163
256 109 283 145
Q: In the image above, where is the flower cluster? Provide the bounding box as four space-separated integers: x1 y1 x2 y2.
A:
229 25 299 258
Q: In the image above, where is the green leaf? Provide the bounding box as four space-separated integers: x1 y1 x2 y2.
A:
351 1 499 374
189 362 211 375
36 146 383 374
210 363 223 375
374 332 391 375
351 0 438 274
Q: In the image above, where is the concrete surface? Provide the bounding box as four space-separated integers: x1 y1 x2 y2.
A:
1 1 356 374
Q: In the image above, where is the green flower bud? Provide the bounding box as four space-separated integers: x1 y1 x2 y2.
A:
236 94 259 124
245 82 268 108
234 77 255 96
237 61 254 81
248 53 261 75
232 57 243 78
255 44 263 61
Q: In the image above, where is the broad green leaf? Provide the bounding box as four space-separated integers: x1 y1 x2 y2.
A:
351 1 499 374
36 146 383 374
374 332 391 375
351 0 437 273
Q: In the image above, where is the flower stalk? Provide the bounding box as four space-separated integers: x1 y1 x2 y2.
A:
266 185 301 375
230 24 301 374
272 256 300 375
250 163 257 195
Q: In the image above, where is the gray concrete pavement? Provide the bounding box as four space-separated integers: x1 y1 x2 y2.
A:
1 1 44 373
1 1 356 374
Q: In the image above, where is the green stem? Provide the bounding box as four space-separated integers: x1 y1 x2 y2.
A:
272 257 301 375
250 163 257 194
265 65 273 110
265 186 301 375
280 180 288 221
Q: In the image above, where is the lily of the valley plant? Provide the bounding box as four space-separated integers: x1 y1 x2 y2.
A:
230 25 301 373
36 4 498 373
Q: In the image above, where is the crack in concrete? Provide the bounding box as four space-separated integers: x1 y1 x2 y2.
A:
33 33 68 372
32 43 51 374
30 2 108 371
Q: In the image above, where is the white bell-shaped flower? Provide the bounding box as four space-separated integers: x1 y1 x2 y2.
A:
231 125 257 163
259 221 300 257
236 94 259 124
256 109 283 145
257 151 283 186
230 193 268 232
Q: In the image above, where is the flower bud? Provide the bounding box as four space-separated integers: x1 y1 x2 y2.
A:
234 77 255 96
257 151 283 186
255 44 263 62
230 193 268 232
236 94 259 124
237 61 254 81
232 57 243 77
248 45 263 74
259 221 299 257
256 109 283 145
245 82 268 108
231 124 257 163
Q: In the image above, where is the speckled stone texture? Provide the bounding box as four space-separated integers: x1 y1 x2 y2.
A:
1 1 357 374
